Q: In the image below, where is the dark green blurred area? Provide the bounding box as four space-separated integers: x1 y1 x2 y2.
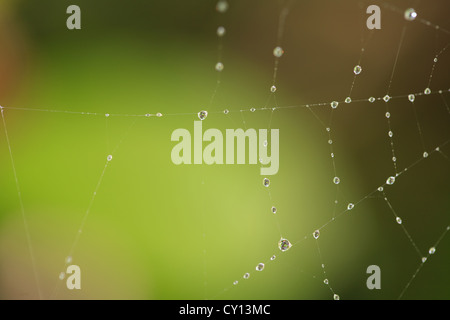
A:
0 0 449 300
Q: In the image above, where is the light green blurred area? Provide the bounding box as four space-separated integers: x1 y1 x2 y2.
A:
1 0 450 300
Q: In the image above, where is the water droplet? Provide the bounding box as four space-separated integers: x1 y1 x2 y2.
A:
156 113 163 117
107 155 113 161
263 140 268 147
434 57 438 63
223 109 229 114
278 238 292 252
270 255 276 261
217 26 226 37
404 8 417 21
392 157 397 162
396 217 402 224
378 186 384 192
233 280 238 285
250 107 256 112
328 140 333 145
429 247 436 255
105 113 110 117
345 97 352 104
386 176 396 185
331 153 335 158
388 131 394 138
326 127 331 132
59 272 65 280
145 113 151 117
215 62 224 72
198 110 208 120
347 203 354 210
333 177 340 185
424 88 431 95
216 0 229 13
273 46 284 58
331 101 339 109
369 97 376 103
256 263 265 271
385 112 391 118
65 256 72 264
243 273 250 279
270 85 277 93
383 95 391 102
423 151 429 158
408 94 415 102
313 230 320 240
271 206 277 214
324 279 329 285
333 294 340 300
322 264 325 268
353 65 362 75
263 178 270 187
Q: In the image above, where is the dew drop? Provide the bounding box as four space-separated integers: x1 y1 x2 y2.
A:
250 107 256 112
423 151 429 158
270 85 277 93
383 95 391 102
378 187 384 192
429 247 436 255
386 176 396 185
345 97 352 104
215 62 224 72
224 109 229 114
369 97 376 103
404 8 417 21
271 206 277 214
145 113 151 117
273 46 284 58
313 230 320 240
388 131 394 138
331 101 339 109
333 294 340 300
263 178 270 187
216 0 229 13
256 263 265 271
105 113 110 117
217 26 226 37
324 279 329 285
353 65 362 75
263 140 268 147
198 110 208 120
396 217 402 224
424 88 431 95
107 155 113 162
422 257 427 263
385 112 391 118
333 177 340 185
233 280 238 285
434 57 438 63
65 256 72 264
270 255 276 261
243 273 250 279
347 203 354 210
278 238 292 252
59 272 65 280
156 113 163 117
328 139 333 145
408 94 415 102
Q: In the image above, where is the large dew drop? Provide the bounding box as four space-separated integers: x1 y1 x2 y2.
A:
278 238 292 252
198 110 208 120
404 8 417 21
273 46 284 58
331 101 339 109
353 65 362 75
386 176 396 185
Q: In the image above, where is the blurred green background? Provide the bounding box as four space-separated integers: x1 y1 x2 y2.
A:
0 0 449 299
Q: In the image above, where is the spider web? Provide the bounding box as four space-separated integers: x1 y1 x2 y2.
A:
0 0 449 300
